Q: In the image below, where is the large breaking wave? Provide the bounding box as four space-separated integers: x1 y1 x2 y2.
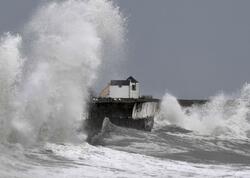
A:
0 0 125 145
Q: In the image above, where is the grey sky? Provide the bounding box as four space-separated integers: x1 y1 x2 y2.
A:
1 0 250 99
117 0 250 99
0 0 40 33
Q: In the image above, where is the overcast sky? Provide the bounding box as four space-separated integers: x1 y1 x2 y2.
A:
1 0 250 99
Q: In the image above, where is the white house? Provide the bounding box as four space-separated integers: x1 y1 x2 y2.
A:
100 76 140 98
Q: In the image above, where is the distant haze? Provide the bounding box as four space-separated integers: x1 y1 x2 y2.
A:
1 0 250 99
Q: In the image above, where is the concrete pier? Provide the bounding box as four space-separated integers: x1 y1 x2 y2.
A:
85 97 208 135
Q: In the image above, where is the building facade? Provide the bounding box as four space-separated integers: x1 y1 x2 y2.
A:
100 76 140 98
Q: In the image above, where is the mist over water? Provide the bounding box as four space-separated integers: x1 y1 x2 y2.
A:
156 84 250 139
0 0 125 145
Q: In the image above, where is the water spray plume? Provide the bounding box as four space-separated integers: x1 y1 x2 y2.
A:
156 84 250 139
0 0 125 145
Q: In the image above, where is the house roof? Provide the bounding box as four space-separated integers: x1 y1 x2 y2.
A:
110 76 138 86
127 76 138 83
110 80 130 86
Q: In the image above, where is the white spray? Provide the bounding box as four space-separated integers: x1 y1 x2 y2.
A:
156 84 250 138
0 34 24 142
0 0 125 144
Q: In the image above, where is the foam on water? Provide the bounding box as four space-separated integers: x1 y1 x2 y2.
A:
0 0 125 145
1 142 250 178
156 84 250 139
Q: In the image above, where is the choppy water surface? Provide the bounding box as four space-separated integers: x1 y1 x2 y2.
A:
0 0 250 177
1 124 250 178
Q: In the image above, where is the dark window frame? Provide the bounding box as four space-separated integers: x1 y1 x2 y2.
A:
132 84 136 91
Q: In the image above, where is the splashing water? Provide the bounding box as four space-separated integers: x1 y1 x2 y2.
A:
156 84 250 138
0 0 125 145
0 33 24 142
155 94 186 128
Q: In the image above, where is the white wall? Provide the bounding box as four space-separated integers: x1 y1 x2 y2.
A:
109 85 129 98
129 82 140 98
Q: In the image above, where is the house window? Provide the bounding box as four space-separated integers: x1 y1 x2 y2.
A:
132 84 136 91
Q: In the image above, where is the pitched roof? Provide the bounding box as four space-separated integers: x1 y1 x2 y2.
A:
127 76 138 83
110 76 138 86
110 80 130 86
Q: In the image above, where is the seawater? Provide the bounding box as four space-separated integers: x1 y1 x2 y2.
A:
0 0 250 177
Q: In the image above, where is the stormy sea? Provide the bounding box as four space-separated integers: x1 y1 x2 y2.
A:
0 0 250 177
